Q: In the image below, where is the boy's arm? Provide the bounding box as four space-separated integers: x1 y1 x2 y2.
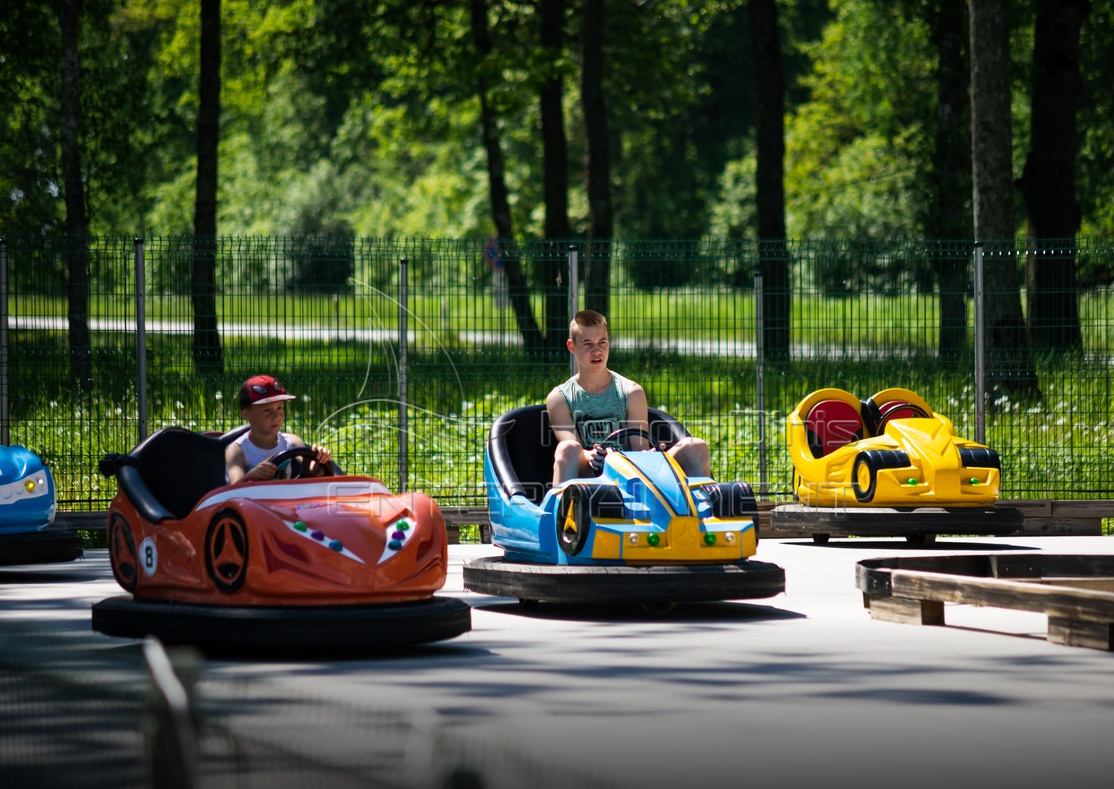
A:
625 385 651 450
545 389 582 446
225 443 248 484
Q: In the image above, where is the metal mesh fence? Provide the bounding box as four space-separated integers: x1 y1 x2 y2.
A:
1 236 1111 508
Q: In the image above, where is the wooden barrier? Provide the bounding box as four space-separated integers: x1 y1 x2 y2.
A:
856 554 1114 651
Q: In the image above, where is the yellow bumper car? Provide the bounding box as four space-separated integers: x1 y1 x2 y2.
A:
775 387 1021 544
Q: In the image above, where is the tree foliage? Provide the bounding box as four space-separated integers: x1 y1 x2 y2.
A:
2 0 1113 255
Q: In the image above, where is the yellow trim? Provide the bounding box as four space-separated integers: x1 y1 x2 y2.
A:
591 528 622 559
608 453 676 515
663 451 698 515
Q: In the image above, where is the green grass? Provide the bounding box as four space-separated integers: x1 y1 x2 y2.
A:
6 330 1111 511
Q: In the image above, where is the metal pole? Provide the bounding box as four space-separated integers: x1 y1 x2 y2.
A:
568 245 579 377
142 638 199 789
134 238 148 442
755 274 767 496
973 243 986 444
0 237 9 445
398 257 408 492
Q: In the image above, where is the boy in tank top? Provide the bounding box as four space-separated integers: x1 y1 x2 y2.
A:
225 374 332 484
545 310 710 486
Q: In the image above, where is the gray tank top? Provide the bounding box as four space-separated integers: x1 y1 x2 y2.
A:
558 372 637 448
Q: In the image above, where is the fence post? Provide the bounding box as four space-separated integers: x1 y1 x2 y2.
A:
973 242 986 444
142 638 199 789
135 238 148 442
398 257 408 493
754 273 767 496
568 245 578 377
0 237 9 446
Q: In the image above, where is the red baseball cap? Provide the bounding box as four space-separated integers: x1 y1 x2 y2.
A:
239 374 296 407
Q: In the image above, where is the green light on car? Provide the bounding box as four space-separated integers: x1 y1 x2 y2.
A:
647 533 661 547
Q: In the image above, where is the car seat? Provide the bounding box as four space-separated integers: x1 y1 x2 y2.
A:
99 426 249 523
487 405 690 504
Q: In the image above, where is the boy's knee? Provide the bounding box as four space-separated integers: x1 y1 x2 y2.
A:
674 436 708 455
554 440 582 464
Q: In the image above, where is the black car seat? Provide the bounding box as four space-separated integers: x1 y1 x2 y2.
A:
487 405 690 505
99 425 249 523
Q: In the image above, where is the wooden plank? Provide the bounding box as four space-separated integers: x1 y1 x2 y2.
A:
441 507 489 526
1016 517 1101 536
890 571 1114 623
999 499 1052 517
1047 617 1114 651
1020 578 1114 593
55 512 108 530
1050 500 1114 519
865 595 945 626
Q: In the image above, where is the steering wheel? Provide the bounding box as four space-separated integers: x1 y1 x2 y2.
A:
601 427 667 452
268 447 331 480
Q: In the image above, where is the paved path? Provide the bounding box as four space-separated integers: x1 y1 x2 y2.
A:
2 536 1113 788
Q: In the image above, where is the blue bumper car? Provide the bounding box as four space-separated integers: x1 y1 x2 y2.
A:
1 445 82 565
463 406 784 605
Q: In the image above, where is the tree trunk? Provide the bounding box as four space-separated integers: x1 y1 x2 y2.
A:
471 0 544 353
748 0 790 360
1020 0 1089 352
540 0 570 354
58 0 92 395
192 0 223 375
968 0 1039 401
929 0 971 358
581 0 612 318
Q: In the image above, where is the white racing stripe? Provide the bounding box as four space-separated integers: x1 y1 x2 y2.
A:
196 480 391 512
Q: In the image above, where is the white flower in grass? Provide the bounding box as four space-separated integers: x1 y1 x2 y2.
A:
49 400 57 408
215 391 223 401
175 401 184 410
303 395 311 402
115 407 123 415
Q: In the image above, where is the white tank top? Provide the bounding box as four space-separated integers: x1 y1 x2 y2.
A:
234 432 295 472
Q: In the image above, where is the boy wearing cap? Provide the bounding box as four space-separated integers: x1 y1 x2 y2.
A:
225 375 332 484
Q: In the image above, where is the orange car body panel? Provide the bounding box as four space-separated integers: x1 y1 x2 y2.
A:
108 476 448 606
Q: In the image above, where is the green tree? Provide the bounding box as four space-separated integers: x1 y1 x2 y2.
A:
968 0 1038 400
749 0 790 360
58 0 93 394
581 0 612 317
192 0 224 375
1019 0 1090 352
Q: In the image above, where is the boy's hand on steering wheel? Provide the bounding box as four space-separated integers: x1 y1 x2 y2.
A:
310 445 332 475
245 461 278 480
587 443 607 473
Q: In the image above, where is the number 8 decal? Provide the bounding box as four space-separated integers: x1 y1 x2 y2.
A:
139 537 158 577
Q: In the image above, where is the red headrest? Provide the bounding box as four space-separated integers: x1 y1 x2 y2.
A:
877 400 928 427
805 399 863 457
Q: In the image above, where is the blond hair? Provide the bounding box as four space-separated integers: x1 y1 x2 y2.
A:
569 309 608 340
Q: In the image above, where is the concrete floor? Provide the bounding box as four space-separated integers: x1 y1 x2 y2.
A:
3 536 1113 789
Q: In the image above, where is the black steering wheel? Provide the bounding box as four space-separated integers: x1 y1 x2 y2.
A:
268 446 331 480
601 427 668 452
